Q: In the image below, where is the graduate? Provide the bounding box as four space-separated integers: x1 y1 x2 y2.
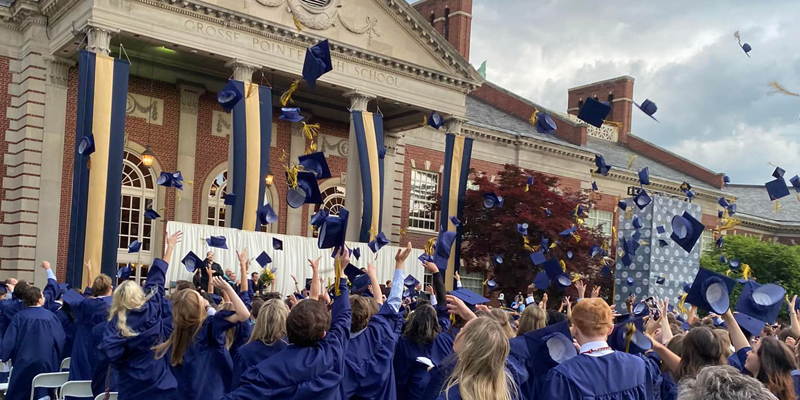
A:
101 231 183 400
0 282 66 400
341 243 413 400
230 298 288 390
0 282 29 338
90 320 118 397
62 263 114 382
222 248 352 400
542 298 661 400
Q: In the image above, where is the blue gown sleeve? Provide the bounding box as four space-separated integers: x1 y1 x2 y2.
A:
145 258 168 296
326 278 352 349
0 316 17 362
733 347 751 374
42 274 59 310
641 352 664 400
435 305 451 332
207 310 237 347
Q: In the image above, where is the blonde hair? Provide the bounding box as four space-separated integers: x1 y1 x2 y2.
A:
444 318 517 400
108 280 148 337
517 306 546 335
489 309 516 339
154 289 207 365
249 299 288 345
713 329 732 359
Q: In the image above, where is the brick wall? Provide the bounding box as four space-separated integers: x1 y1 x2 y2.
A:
567 76 634 143
0 56 10 230
627 135 724 189
411 0 472 60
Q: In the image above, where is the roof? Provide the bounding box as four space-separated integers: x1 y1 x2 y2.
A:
0 0 17 6
723 185 800 224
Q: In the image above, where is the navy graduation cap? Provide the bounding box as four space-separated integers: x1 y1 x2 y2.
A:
128 240 142 253
351 247 361 260
658 239 668 248
257 203 278 225
485 278 498 291
656 226 665 235
790 175 800 193
117 264 132 280
427 111 444 130
492 255 504 266
298 152 332 180
670 212 704 253
206 236 228 250
524 321 577 375
273 238 283 251
617 200 627 211
318 208 349 251
556 274 571 289
368 232 389 253
144 208 160 220
182 251 204 273
279 107 304 122
773 166 785 179
633 190 651 210
735 280 785 324
685 267 736 314
534 111 558 134
449 288 490 307
78 134 95 156
633 302 650 317
217 80 243 112
543 258 563 280
765 178 790 201
255 251 272 267
609 317 652 354
534 271 550 290
638 167 650 186
530 251 546 266
592 181 598 191
634 99 659 122
517 223 528 236
632 215 643 229
482 193 503 208
594 154 611 176
656 276 666 284
404 274 419 289
224 193 236 206
287 171 324 209
734 312 765 337
157 172 173 188
302 39 332 89
576 97 611 128
433 229 457 272
343 264 362 285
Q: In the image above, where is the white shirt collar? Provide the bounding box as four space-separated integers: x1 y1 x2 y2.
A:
579 340 614 357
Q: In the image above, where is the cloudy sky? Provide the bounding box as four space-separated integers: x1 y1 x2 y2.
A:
469 0 800 184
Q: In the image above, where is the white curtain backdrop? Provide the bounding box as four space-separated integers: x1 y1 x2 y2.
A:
164 221 425 295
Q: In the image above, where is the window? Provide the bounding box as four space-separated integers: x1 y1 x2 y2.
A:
586 209 614 237
466 179 479 191
578 99 584 109
429 11 435 26
207 171 227 227
443 7 450 39
312 185 346 237
700 230 715 254
118 150 157 284
409 170 439 231
422 269 485 294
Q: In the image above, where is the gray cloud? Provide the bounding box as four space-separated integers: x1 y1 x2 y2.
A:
470 0 800 184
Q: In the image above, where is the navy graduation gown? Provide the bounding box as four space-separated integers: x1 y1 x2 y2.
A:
792 370 800 399
91 321 118 397
434 386 461 400
0 299 23 339
420 353 457 400
395 306 452 400
231 339 288 389
55 307 76 362
543 351 660 400
65 295 112 381
430 327 459 365
169 310 236 400
101 258 177 400
222 278 351 400
228 320 253 359
341 302 405 400
0 306 66 400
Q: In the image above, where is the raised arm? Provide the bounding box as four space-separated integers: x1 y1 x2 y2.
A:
387 243 412 312
308 256 321 301
722 309 750 351
213 277 250 324
147 231 182 293
41 260 59 309
237 248 248 292
454 270 462 289
327 248 352 345
162 231 180 264
367 262 383 306
789 296 800 337
649 336 681 372
423 261 446 306
658 298 673 345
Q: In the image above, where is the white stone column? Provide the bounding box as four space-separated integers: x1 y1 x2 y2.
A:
175 83 205 223
223 60 260 227
86 25 117 56
444 117 465 134
343 90 376 242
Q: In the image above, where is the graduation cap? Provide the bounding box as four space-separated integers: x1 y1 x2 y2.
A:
633 190 651 210
632 215 643 229
626 277 634 285
482 193 503 208
773 166 785 179
531 271 550 291
144 209 160 220
594 154 611 176
724 174 731 185
449 216 461 227
559 227 577 236
718 197 730 209
117 264 132 280
485 278 498 290
591 181 598 191
404 274 420 288
765 178 790 201
318 208 349 251
298 152 332 180
279 107 304 122
589 244 602 258
656 226 665 235
716 237 724 248
633 302 650 317
617 200 627 211
735 280 785 324
433 230 457 272
273 238 283 251
172 171 184 182
128 240 142 253
556 274 571 289
224 193 236 206
534 111 558 134
632 230 642 242
78 134 95 156
352 274 371 293
601 265 612 276
257 203 278 225
656 276 666 285
427 111 444 130
576 97 611 128
206 236 228 249
351 247 361 260
492 255 504 266
790 175 800 193
543 258 563 280
368 232 389 253
566 250 574 260
343 264 362 285
658 239 668 248
609 318 652 354
255 251 272 267
634 99 659 122
418 253 433 263
670 212 704 253
449 288 490 307
182 251 204 273
720 255 728 265
685 268 736 314
302 39 332 88
287 171 323 208
740 42 752 57
524 321 576 375
157 172 173 187
217 80 243 112
530 251 546 266
638 167 650 186
735 312 765 337
517 223 529 236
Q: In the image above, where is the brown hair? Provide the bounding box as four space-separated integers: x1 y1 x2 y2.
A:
92 274 113 297
19 284 42 307
403 304 440 346
250 298 265 320
350 295 379 333
286 299 331 347
517 306 546 335
154 289 207 365
175 280 193 292
713 329 732 359
570 298 613 337
489 309 516 339
755 338 797 400
675 326 725 382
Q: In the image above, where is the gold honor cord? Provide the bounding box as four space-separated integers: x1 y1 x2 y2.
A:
624 323 636 353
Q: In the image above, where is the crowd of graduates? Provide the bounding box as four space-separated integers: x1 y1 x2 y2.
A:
0 229 799 400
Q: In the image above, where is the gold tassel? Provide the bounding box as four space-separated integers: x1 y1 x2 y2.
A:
742 263 752 281
305 141 317 155
280 80 299 106
571 273 582 283
292 15 303 31
560 259 566 272
769 81 800 97
334 258 341 296
425 238 436 256
302 122 320 141
571 232 581 243
285 164 299 189
677 293 688 313
775 200 781 212
550 242 558 249
87 157 92 170
423 115 427 126
624 323 636 353
625 208 633 220
639 240 649 246
627 155 637 170
529 110 539 126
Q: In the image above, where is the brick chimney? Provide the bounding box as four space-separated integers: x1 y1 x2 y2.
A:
412 0 473 60
567 76 634 144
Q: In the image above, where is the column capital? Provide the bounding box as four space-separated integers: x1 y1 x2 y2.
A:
444 117 467 134
43 56 74 88
225 59 261 82
343 90 376 111
178 83 206 115
86 24 119 56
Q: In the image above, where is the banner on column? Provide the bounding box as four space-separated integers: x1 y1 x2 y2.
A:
229 81 273 231
351 111 385 242
439 134 474 288
67 50 130 287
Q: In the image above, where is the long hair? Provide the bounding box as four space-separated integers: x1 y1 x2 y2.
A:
217 301 236 349
403 304 440 346
108 280 148 337
517 306 546 335
489 309 516 339
249 299 288 345
755 338 797 400
153 289 206 366
675 326 725 381
444 318 517 400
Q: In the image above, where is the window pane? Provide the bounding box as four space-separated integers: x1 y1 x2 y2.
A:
586 210 614 237
408 170 439 231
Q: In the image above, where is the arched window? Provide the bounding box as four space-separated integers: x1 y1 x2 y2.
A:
117 149 157 284
207 171 227 227
444 7 450 40
312 185 346 237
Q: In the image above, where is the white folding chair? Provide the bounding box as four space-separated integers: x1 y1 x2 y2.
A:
94 392 118 400
60 380 93 399
29 371 69 400
60 357 71 371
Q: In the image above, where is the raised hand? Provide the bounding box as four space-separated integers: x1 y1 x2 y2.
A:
575 281 586 299
446 294 476 321
539 293 548 310
166 231 182 248
308 256 322 272
395 242 412 264
212 276 231 291
591 285 601 298
367 262 377 277
425 284 434 294
454 271 461 282
789 295 797 312
41 261 51 270
236 248 248 265
423 261 438 274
